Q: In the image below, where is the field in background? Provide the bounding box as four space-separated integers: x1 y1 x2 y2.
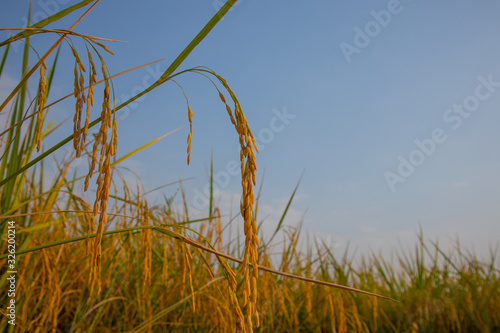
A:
1 167 499 332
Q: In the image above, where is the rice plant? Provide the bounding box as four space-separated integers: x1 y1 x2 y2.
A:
1 1 498 332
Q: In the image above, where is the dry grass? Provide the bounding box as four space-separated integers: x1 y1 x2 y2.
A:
1 176 498 332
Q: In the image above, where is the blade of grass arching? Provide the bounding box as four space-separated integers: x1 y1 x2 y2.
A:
266 174 303 247
0 0 239 188
0 0 96 47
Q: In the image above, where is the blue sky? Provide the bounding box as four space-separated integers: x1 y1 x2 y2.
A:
1 0 500 258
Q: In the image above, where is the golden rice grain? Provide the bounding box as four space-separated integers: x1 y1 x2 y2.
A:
219 91 226 103
185 244 196 312
71 46 86 72
73 63 82 153
218 90 259 331
327 293 335 329
85 56 118 293
70 45 92 158
336 294 347 333
228 286 246 333
193 86 259 329
78 48 97 153
140 200 152 323
372 290 379 331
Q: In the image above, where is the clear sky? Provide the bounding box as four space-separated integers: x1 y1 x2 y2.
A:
1 0 500 258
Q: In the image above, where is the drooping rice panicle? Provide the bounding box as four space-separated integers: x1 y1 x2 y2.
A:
70 44 86 156
79 46 97 153
86 54 118 293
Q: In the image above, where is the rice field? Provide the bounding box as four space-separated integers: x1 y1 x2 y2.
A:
1 1 499 332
